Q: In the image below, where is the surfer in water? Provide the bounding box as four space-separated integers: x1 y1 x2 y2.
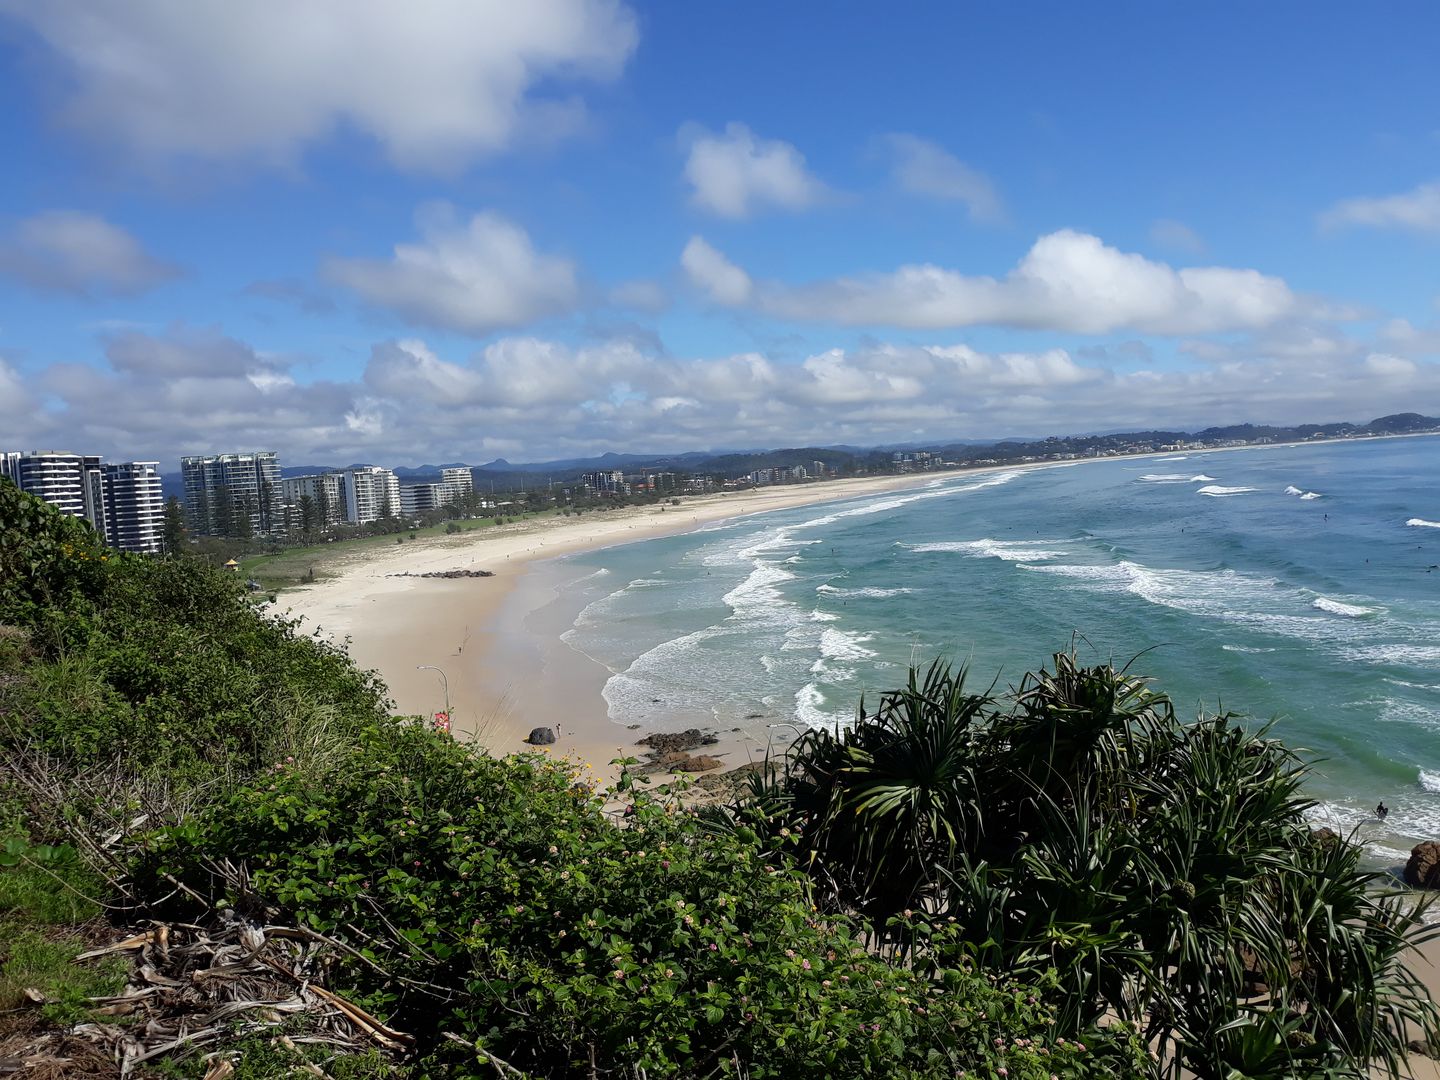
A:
1376 802 1389 821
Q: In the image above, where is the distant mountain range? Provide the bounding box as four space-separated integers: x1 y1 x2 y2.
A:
156 413 1440 501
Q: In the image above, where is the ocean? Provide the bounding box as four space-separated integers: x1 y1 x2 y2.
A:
554 435 1440 862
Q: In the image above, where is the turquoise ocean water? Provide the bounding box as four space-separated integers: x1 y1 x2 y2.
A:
556 436 1440 861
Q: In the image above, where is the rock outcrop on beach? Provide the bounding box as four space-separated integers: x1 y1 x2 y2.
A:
526 726 557 745
1405 841 1440 889
635 728 719 754
389 568 495 579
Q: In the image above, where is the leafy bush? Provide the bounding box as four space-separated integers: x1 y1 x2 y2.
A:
741 656 1440 1079
0 482 390 780
138 721 1147 1078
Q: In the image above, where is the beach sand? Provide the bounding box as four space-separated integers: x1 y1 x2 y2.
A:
280 467 990 778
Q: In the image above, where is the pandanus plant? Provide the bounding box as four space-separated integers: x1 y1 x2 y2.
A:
747 650 1440 1080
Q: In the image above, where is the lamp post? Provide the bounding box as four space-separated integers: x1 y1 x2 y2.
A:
416 664 451 716
765 721 809 758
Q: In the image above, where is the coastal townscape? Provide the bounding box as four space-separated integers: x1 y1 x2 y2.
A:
5 5 1440 1080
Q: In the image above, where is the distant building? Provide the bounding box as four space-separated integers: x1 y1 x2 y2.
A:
1 451 106 531
100 461 164 553
440 466 473 506
338 466 401 525
181 451 282 537
400 481 444 516
582 470 627 496
2 450 162 553
812 460 828 479
280 473 344 529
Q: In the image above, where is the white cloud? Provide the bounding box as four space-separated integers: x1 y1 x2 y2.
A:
0 0 638 172
1321 180 1440 234
684 229 1309 335
1364 352 1417 377
324 205 579 335
0 211 179 296
1381 318 1440 356
681 236 753 306
883 134 1002 223
9 319 1435 469
681 122 827 219
1149 219 1206 254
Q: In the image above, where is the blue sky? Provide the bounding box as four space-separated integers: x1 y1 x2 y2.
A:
0 1 1437 466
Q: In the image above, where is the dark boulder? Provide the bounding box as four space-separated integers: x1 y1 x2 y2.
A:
1405 841 1440 889
635 728 719 754
526 726 556 746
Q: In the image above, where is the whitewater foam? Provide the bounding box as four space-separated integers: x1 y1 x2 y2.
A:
903 538 1070 561
820 627 878 662
1197 485 1257 497
793 471 1022 531
1407 518 1440 529
1311 597 1374 618
816 583 914 598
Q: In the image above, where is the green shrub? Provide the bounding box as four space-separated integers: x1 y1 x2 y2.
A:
0 483 390 781
139 722 1147 1078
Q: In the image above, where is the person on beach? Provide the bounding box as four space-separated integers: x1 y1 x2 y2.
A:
1376 802 1389 820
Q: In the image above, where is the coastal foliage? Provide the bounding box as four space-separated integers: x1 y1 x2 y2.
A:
137 725 1147 1077
0 478 390 781
736 655 1440 1079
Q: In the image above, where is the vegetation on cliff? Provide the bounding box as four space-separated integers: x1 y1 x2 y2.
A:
0 481 1435 1078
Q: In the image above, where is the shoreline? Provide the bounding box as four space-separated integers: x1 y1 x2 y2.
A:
280 432 1440 785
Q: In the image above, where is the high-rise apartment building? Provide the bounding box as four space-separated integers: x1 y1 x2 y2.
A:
337 466 400 525
181 451 281 537
100 461 164 553
2 451 163 553
1 450 107 531
440 466 474 506
400 482 444 516
279 473 344 529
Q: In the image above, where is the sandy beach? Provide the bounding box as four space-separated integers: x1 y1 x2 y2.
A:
280 466 1004 778
278 433 1437 785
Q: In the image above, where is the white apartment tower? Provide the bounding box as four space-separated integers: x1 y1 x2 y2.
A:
338 466 401 525
181 451 282 537
1 451 107 531
279 473 344 529
2 451 162 553
100 461 164 553
440 466 474 506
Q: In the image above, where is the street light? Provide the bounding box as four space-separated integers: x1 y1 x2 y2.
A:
416 664 451 715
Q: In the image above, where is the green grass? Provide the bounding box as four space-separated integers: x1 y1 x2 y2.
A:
0 833 128 1024
238 509 558 592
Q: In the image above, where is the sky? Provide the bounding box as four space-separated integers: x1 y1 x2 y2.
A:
1 1 1438 468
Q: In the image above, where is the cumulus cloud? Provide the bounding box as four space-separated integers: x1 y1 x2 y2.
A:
8 321 1435 468
102 326 279 379
324 205 579 335
681 236 754 306
683 229 1310 335
1321 180 1440 234
681 122 827 219
882 134 1002 223
0 211 179 296
1149 219 1206 254
0 0 638 172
